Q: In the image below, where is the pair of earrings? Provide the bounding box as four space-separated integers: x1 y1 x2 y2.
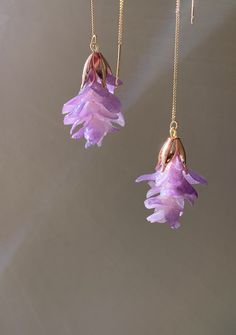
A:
62 0 207 230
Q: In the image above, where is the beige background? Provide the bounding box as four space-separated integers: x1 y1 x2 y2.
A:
0 0 235 334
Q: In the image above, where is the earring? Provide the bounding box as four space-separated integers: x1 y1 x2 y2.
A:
62 0 125 148
136 0 207 230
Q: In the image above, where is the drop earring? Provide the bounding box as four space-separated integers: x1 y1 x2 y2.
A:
136 0 207 230
62 0 125 148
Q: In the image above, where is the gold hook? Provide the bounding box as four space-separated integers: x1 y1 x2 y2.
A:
191 0 195 24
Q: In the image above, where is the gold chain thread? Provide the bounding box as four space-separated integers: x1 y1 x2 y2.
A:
90 0 99 52
115 0 125 86
170 0 195 136
170 0 180 134
90 0 95 37
90 0 98 51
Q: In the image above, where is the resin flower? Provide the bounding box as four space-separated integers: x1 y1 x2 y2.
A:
62 52 124 148
136 137 207 229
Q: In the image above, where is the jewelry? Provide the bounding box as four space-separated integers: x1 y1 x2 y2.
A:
136 0 207 229
62 0 125 148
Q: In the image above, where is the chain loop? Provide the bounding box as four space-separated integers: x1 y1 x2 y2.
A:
90 34 99 52
170 120 178 138
170 120 178 130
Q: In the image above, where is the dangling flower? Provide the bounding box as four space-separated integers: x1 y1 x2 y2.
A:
62 52 124 148
136 137 207 229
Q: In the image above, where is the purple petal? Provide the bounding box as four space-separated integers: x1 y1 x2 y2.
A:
70 118 88 135
114 112 125 127
175 179 198 200
144 198 163 209
184 169 208 185
79 82 121 115
136 173 157 183
146 186 161 198
62 95 82 114
72 127 84 140
97 73 122 94
83 117 112 147
63 103 85 125
147 210 166 224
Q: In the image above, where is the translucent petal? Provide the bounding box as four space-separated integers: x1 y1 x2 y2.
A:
136 173 157 183
184 169 208 185
147 210 166 224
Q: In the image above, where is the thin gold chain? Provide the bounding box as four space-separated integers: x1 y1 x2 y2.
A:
170 0 195 136
115 0 125 86
90 0 99 51
170 0 180 131
90 0 95 38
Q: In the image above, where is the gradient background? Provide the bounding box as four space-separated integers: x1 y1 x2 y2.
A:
0 0 235 334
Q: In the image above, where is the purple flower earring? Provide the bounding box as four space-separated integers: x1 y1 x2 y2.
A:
136 0 207 229
62 0 125 148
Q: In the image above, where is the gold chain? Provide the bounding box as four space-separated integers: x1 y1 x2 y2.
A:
115 0 125 86
170 0 180 132
170 0 195 136
90 0 98 51
90 0 95 37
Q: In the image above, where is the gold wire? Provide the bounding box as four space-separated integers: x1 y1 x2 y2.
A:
90 0 98 51
115 0 125 86
191 0 195 24
90 0 95 38
170 0 195 135
171 0 180 130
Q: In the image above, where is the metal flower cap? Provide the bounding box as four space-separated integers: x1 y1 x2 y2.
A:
157 136 186 172
81 51 112 89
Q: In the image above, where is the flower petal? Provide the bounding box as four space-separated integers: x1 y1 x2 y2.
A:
63 103 85 125
113 112 125 127
62 95 82 114
136 173 157 183
147 210 166 223
72 127 84 140
184 169 208 185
